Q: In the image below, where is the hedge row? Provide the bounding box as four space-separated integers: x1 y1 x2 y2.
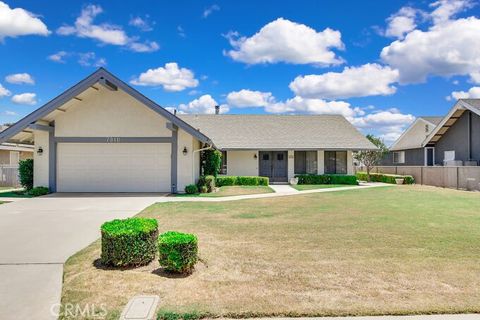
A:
216 175 269 187
356 172 415 184
295 174 358 185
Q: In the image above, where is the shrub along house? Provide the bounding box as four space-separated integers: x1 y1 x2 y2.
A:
0 68 376 193
382 99 480 167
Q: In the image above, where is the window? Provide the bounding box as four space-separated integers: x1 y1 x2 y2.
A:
9 151 20 166
324 151 347 174
262 153 269 161
220 151 227 175
294 151 317 174
444 150 455 161
393 151 405 164
277 153 284 161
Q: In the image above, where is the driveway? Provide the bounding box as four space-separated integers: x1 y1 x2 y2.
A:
0 193 164 320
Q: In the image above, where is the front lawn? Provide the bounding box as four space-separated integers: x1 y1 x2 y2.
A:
292 184 356 191
61 185 480 319
0 189 33 198
175 185 274 197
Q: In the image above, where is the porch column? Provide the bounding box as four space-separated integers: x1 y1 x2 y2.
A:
317 150 324 174
287 150 295 181
347 150 354 175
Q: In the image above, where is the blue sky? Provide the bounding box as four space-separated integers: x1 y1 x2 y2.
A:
0 0 479 143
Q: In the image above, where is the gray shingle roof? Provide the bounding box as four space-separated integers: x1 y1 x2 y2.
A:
460 99 480 115
179 114 377 150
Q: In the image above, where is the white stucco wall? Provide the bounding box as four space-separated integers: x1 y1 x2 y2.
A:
33 130 49 187
226 150 258 176
55 87 170 137
177 129 202 192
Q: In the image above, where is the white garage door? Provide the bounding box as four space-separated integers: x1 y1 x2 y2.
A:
57 143 171 192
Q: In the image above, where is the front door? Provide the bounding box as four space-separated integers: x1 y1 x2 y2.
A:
426 147 434 166
259 151 288 183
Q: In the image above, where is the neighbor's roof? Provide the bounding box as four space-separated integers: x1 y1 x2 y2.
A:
179 114 377 150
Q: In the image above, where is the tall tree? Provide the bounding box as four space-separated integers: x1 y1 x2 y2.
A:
354 135 388 182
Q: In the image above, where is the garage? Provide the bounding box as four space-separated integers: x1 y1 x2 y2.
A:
56 143 171 192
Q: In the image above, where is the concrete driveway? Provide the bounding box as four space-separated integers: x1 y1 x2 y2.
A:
0 193 164 320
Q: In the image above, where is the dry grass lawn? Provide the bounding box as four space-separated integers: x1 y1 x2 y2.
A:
61 185 480 319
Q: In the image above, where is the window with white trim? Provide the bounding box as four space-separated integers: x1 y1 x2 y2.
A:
393 151 405 164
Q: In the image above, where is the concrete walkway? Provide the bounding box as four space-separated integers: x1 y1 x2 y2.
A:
0 194 166 320
268 184 300 193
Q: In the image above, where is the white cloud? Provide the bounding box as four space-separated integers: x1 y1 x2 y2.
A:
448 86 480 100
129 15 154 31
5 73 34 85
224 18 344 66
78 52 106 67
289 64 399 99
178 95 229 114
131 63 199 92
265 96 363 118
4 110 18 116
470 72 480 84
128 40 159 53
381 17 480 83
11 93 37 105
177 25 186 38
226 89 274 107
57 5 128 45
203 4 220 18
429 0 474 25
351 110 415 129
0 83 11 97
0 1 50 40
385 7 419 39
48 51 68 63
57 5 158 53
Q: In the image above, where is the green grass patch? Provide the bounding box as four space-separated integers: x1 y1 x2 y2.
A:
0 189 33 198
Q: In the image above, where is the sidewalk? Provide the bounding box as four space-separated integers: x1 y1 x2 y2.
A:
163 182 388 203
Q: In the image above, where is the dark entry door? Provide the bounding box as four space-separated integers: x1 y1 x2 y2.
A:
259 151 288 183
426 148 434 166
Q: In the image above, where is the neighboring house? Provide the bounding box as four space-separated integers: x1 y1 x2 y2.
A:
381 117 442 166
423 99 480 166
0 126 34 165
0 68 376 193
382 99 480 167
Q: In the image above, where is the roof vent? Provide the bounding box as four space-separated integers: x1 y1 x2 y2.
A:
215 105 220 115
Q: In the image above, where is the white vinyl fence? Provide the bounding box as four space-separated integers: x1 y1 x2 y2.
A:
0 165 20 187
356 166 480 191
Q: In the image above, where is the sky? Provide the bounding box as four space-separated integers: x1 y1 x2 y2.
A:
0 0 480 144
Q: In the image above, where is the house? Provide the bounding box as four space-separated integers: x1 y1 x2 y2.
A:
382 99 480 166
0 142 33 166
0 68 376 193
381 117 442 166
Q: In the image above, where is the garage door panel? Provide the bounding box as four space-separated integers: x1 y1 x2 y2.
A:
57 143 170 192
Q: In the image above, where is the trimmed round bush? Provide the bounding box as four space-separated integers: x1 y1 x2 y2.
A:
101 218 158 267
158 231 198 274
185 184 198 194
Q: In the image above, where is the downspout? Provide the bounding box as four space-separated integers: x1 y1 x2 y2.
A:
192 144 213 183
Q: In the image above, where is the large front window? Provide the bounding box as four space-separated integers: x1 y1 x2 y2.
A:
220 151 227 175
294 151 317 174
324 151 347 174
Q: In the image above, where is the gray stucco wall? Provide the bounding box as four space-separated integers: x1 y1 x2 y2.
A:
381 148 424 166
434 111 480 164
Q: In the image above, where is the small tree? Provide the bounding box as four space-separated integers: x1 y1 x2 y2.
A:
18 159 34 190
353 134 388 182
201 149 222 177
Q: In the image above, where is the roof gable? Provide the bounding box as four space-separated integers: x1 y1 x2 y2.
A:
0 68 212 145
390 117 439 151
422 99 480 146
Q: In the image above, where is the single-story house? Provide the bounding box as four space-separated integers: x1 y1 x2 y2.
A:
382 99 480 166
0 68 376 193
0 141 33 166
